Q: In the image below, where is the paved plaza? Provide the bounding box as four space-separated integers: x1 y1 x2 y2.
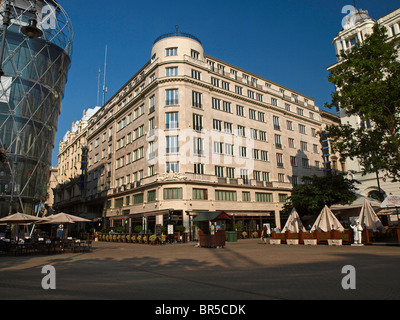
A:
0 239 399 300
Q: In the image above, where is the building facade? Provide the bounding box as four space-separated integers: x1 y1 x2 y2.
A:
65 31 332 234
0 0 72 217
328 7 400 199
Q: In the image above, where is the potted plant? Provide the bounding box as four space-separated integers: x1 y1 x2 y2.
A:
142 235 148 244
159 234 166 244
149 234 157 245
131 234 136 243
136 235 142 243
241 231 248 239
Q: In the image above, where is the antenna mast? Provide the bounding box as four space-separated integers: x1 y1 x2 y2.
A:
102 45 108 105
97 67 101 106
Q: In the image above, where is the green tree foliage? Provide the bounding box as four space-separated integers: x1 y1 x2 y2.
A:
282 174 359 217
325 24 400 181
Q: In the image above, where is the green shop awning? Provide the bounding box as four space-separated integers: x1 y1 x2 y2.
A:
192 211 231 222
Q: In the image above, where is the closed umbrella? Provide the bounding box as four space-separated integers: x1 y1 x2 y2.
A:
311 205 344 232
281 208 306 233
358 199 385 232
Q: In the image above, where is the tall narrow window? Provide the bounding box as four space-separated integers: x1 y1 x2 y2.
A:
166 89 178 105
166 112 179 129
192 91 202 108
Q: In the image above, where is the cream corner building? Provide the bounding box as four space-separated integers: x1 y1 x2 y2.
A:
327 7 400 200
53 31 339 233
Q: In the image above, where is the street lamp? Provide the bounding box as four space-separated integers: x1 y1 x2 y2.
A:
0 0 42 76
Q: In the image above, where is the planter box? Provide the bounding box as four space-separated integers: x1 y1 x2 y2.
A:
286 239 299 245
268 239 281 245
328 239 342 246
304 239 317 246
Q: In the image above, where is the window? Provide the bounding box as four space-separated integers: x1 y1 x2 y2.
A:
259 131 267 141
276 153 284 168
275 134 282 149
166 112 179 129
191 49 199 59
212 98 221 110
252 149 259 160
225 143 233 156
223 101 231 113
191 69 201 80
271 97 278 106
192 91 202 108
242 191 251 202
240 169 249 184
299 124 306 134
166 89 178 105
249 109 256 120
149 95 155 113
287 120 293 130
237 125 246 137
273 116 280 130
164 188 182 200
165 47 178 56
297 107 304 116
211 77 220 87
250 128 258 140
290 156 297 167
279 194 288 203
147 190 156 202
302 158 310 168
166 67 178 76
224 122 232 133
239 146 247 158
133 193 144 204
261 150 268 162
222 81 230 90
247 90 255 99
278 173 285 182
194 163 204 174
301 141 308 151
258 112 265 122
215 190 237 201
236 105 245 116
262 172 270 182
193 188 208 200
215 166 224 177
193 114 203 131
213 119 222 131
253 170 261 181
226 167 235 178
166 161 179 173
193 137 204 156
214 141 224 154
285 103 291 111
166 136 179 154
256 193 272 202
288 138 295 148
235 85 243 95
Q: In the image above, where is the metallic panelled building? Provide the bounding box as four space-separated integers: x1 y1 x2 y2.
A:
0 0 72 216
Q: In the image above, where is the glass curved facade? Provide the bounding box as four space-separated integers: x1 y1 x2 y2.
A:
0 0 73 216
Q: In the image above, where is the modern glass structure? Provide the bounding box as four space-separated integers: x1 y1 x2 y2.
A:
0 0 73 217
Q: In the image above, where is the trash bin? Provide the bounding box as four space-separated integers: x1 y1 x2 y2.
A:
226 231 238 242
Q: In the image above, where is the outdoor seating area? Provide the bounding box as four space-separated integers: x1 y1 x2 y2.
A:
268 201 400 246
0 212 93 256
0 237 92 256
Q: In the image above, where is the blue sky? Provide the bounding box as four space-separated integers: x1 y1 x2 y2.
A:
53 0 399 166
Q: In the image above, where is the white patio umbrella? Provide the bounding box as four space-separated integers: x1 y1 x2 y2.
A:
0 212 48 224
311 205 345 232
39 212 91 224
358 198 385 232
281 208 306 233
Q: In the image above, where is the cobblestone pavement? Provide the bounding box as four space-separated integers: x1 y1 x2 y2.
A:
0 239 399 300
